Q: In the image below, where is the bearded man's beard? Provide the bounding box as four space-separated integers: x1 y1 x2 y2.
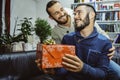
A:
75 13 90 31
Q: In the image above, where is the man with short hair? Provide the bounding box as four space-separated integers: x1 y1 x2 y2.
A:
35 0 120 79
60 4 118 80
45 1 120 78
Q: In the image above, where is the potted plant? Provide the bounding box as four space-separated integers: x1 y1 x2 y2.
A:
34 18 52 43
0 17 34 53
0 29 23 53
0 30 13 53
17 17 34 43
14 17 34 51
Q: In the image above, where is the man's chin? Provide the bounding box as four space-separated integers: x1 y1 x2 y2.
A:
75 26 85 31
58 20 68 24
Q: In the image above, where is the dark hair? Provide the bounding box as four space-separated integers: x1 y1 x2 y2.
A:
75 4 96 21
46 0 60 16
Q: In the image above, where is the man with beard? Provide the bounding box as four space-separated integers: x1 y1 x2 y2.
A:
35 0 120 80
59 4 119 80
45 0 120 77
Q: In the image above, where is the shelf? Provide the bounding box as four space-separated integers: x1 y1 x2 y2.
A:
96 20 120 24
72 0 120 5
71 0 120 34
71 0 120 10
107 32 120 34
95 0 120 4
96 9 120 12
107 32 119 39
113 43 120 47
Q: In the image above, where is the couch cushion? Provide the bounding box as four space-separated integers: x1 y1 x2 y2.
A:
0 54 11 76
0 51 42 80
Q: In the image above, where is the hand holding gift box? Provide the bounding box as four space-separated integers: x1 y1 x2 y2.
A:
36 44 75 69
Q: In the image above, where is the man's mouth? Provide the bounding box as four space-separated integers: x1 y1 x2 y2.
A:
59 14 66 20
75 19 81 24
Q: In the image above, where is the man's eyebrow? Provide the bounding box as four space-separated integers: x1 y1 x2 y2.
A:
61 7 64 9
75 10 82 13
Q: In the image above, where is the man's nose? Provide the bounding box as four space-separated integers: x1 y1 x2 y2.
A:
74 14 78 19
60 11 64 16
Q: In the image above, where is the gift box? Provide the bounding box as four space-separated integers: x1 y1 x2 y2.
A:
36 44 75 69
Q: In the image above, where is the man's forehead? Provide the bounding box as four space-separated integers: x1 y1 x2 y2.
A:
76 6 86 9
49 3 62 10
48 3 62 12
75 6 86 11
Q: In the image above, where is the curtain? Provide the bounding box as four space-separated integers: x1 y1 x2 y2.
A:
5 0 10 33
0 0 2 36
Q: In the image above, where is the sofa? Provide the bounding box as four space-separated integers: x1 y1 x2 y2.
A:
0 50 43 80
0 50 120 80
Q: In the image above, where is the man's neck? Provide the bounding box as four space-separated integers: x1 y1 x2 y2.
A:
80 24 94 38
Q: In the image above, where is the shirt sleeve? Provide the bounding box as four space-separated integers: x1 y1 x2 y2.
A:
80 39 112 79
81 54 109 79
51 29 61 44
61 34 112 79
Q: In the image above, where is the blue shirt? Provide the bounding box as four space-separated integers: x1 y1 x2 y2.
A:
56 27 112 80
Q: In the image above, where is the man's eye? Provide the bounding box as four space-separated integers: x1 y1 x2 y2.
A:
61 8 64 11
77 10 82 15
55 12 59 15
73 13 76 15
77 11 80 15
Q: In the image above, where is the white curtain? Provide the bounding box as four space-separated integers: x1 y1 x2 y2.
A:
2 0 6 34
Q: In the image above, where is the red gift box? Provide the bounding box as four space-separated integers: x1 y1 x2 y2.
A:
36 44 75 69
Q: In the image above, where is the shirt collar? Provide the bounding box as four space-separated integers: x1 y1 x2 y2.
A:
75 27 98 39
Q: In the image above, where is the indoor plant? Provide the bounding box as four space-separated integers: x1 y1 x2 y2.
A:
17 17 34 43
0 17 34 53
34 18 52 43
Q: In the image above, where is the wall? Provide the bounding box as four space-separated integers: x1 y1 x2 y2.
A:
10 0 73 34
10 0 37 35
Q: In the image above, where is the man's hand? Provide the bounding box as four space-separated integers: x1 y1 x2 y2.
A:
107 46 115 59
35 59 41 70
35 38 56 74
35 59 55 74
62 54 83 72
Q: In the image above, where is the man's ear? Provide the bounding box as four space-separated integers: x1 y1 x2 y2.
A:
89 11 95 19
